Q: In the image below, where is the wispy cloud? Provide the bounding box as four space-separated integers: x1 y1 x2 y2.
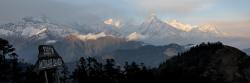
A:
210 20 250 38
132 0 216 14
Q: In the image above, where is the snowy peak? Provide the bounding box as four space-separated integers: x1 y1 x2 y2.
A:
144 13 164 24
139 15 181 37
35 28 47 36
0 16 78 40
104 18 122 28
126 32 145 41
166 20 220 34
65 32 113 41
141 15 175 30
136 15 223 45
166 20 194 32
21 27 47 38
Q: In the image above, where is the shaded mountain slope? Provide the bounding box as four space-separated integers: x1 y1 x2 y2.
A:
158 42 250 83
110 43 185 67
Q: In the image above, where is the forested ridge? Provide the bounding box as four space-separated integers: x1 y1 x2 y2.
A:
1 38 250 83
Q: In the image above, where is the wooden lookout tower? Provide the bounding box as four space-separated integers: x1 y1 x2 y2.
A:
35 45 64 83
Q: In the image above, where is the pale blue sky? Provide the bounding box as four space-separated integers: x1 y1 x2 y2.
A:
0 0 249 37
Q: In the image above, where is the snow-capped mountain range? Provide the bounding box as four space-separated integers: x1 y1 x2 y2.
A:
0 15 224 64
0 16 77 40
130 14 223 45
0 15 223 45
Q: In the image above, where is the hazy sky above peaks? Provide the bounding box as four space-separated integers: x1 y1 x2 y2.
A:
0 0 249 38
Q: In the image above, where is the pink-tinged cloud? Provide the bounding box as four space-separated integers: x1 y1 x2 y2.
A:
132 0 216 13
209 20 250 38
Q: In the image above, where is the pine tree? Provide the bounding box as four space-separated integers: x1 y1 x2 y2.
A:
0 38 16 64
0 38 20 83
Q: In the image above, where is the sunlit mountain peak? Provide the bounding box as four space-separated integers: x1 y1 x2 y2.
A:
127 32 144 41
166 20 194 32
145 13 162 24
104 18 121 28
166 20 220 34
68 32 109 41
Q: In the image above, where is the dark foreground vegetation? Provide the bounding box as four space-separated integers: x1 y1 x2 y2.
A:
1 38 250 83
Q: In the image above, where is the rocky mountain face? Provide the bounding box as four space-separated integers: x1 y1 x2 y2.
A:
138 15 183 44
109 43 185 66
158 42 250 83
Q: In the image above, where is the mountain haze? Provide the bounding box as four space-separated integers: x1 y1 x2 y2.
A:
0 16 228 64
